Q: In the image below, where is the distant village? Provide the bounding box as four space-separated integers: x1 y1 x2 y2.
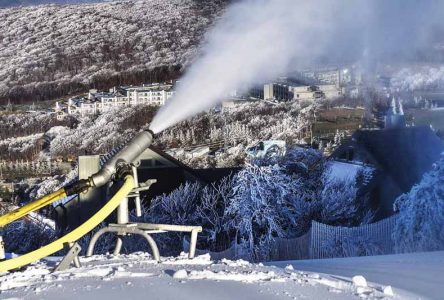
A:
53 68 357 117
0 66 436 120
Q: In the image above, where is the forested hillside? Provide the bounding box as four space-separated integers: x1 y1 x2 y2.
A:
0 0 228 104
0 0 99 8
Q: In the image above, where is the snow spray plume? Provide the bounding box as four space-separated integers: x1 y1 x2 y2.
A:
149 0 444 134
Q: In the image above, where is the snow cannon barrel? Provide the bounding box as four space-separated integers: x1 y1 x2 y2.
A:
89 130 154 187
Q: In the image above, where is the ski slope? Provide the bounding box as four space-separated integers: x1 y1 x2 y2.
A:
1 251 442 299
270 251 444 300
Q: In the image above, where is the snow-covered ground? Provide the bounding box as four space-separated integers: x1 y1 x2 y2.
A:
0 251 426 300
270 251 444 300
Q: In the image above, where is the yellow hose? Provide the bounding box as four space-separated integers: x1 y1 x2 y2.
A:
0 175 134 273
0 189 67 228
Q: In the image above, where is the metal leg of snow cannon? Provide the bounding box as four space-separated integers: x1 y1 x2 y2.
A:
135 223 203 259
189 228 199 259
86 226 111 257
0 230 5 261
86 175 160 260
86 224 160 261
54 242 82 272
113 235 123 256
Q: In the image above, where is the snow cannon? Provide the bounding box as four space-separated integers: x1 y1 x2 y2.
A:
89 129 155 188
0 129 155 270
0 127 204 273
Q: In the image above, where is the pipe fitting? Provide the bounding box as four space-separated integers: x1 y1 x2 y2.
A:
64 179 91 196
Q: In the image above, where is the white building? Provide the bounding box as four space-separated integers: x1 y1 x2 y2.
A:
65 83 175 115
291 84 343 102
318 84 344 99
56 111 68 121
125 83 174 106
292 86 324 102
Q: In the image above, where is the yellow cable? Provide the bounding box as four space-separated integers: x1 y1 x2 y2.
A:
0 175 134 273
0 189 67 228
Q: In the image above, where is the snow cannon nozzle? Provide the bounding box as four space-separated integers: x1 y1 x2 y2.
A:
89 130 154 187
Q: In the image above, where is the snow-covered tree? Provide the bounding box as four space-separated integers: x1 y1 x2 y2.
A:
224 164 295 261
319 178 359 226
391 66 444 91
393 157 444 253
195 177 234 252
0 0 228 104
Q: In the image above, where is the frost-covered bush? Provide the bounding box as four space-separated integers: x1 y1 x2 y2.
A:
157 101 310 154
26 168 78 201
319 178 359 226
322 235 383 258
148 182 202 226
133 178 234 255
3 213 57 254
49 105 156 158
393 157 444 253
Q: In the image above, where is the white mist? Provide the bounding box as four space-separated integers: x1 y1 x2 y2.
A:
149 0 443 134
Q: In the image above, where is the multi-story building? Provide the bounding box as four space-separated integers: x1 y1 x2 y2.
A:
65 83 175 115
124 83 174 106
318 84 344 99
299 67 356 86
291 84 343 102
263 83 294 101
292 85 324 102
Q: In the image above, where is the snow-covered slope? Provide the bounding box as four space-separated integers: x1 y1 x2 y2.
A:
2 240 441 299
0 0 227 104
0 252 405 300
271 251 444 300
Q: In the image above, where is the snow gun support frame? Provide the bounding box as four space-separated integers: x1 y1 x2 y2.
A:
86 165 202 261
85 129 201 260
0 129 202 272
